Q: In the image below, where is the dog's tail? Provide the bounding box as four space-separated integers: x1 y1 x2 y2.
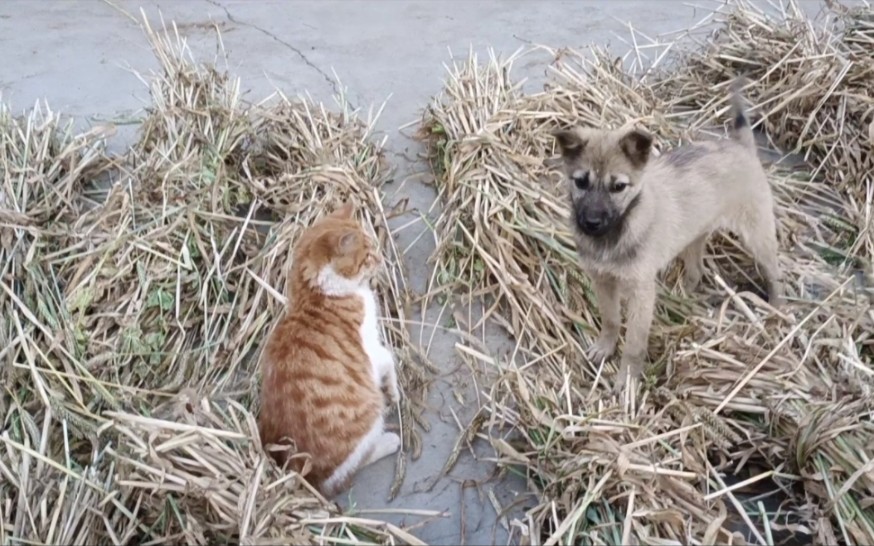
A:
728 77 755 150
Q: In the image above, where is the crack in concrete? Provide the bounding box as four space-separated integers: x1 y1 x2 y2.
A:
205 0 343 100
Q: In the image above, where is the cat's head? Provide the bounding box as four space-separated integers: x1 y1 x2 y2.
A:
292 202 382 295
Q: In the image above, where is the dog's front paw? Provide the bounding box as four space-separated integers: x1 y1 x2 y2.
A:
587 334 618 363
613 354 644 394
611 371 628 395
767 281 784 309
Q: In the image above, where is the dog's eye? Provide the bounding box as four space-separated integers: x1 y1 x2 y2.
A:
610 182 629 193
573 173 590 190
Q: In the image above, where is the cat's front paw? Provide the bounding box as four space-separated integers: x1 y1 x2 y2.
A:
386 382 400 406
377 346 400 406
378 346 396 369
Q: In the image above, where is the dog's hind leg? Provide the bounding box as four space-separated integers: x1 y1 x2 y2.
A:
680 234 708 292
738 207 783 307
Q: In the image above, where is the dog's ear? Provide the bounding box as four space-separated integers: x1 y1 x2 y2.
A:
552 129 586 162
619 128 652 168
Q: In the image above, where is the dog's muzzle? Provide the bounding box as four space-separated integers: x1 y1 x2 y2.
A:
574 202 615 237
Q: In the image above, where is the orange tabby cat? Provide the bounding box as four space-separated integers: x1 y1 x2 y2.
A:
257 202 401 497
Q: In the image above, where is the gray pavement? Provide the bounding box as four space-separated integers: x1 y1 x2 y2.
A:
0 1 829 544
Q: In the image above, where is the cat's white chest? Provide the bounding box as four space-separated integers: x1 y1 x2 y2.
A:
355 287 385 380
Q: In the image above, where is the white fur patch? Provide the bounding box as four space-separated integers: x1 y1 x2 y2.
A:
317 265 362 296
316 264 388 385
356 285 390 385
322 413 384 494
615 174 631 185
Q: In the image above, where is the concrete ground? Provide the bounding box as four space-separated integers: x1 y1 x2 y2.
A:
0 1 830 544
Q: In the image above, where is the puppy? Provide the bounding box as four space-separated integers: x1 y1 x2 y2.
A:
552 79 782 391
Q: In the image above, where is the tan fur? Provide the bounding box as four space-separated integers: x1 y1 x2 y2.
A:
258 203 400 497
553 80 782 392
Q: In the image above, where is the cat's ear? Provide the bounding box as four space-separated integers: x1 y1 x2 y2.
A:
329 202 354 220
338 230 359 255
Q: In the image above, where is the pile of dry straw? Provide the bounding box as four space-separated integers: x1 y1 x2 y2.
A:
421 1 873 544
1 16 429 545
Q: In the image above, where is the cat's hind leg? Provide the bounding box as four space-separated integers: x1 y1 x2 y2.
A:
321 417 399 496
363 431 401 466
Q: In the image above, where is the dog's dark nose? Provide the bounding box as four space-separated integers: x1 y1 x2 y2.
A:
582 211 612 234
584 218 605 232
574 200 612 236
